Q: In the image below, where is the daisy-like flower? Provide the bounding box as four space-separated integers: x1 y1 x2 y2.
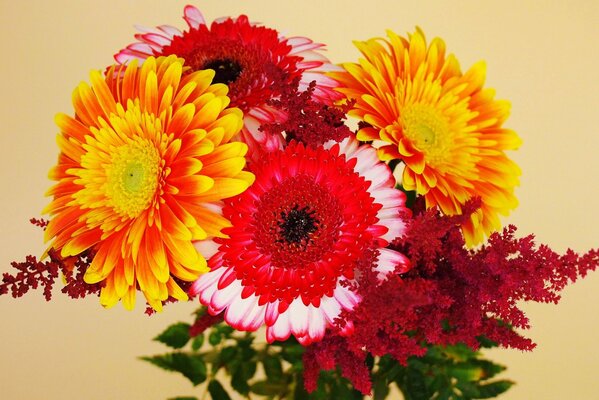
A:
43 55 254 311
115 5 342 159
190 137 410 345
329 28 522 245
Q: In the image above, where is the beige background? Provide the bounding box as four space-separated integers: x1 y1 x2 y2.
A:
1 0 598 399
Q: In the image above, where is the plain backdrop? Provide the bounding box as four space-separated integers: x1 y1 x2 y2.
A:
1 1 598 399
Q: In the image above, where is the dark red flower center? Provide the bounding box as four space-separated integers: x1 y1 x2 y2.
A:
219 144 381 308
159 16 302 112
202 58 243 85
278 204 319 244
253 174 342 269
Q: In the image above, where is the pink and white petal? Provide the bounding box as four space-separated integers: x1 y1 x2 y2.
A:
209 279 243 313
157 24 182 39
338 319 354 337
183 5 206 29
288 299 310 337
224 295 265 331
333 284 361 311
374 248 411 280
140 32 172 47
191 267 226 299
265 300 281 326
307 306 326 341
320 295 342 324
266 311 292 343
115 52 147 65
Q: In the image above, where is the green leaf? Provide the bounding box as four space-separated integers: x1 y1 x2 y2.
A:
168 397 199 400
281 344 305 364
373 375 390 400
474 359 506 380
231 361 257 395
154 322 191 349
220 346 238 364
250 380 288 396
404 367 431 400
141 353 207 386
191 333 204 351
476 335 499 349
208 330 222 346
476 380 515 398
208 380 232 400
263 354 284 382
449 364 484 382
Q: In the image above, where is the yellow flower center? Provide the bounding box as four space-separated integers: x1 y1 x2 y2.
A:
402 104 451 167
105 138 161 218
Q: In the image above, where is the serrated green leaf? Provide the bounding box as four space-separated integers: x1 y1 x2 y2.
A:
474 359 506 380
404 367 431 400
282 344 305 363
191 334 204 351
219 346 237 363
250 380 288 396
231 361 257 395
208 380 232 400
154 322 191 349
208 331 222 346
168 397 199 400
292 374 310 400
450 364 484 382
476 335 499 349
476 380 515 398
373 375 390 400
141 353 206 386
263 354 284 382
456 380 481 398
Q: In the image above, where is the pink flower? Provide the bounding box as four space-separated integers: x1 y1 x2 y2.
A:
191 136 411 345
115 5 342 159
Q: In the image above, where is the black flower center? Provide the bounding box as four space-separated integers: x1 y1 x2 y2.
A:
278 205 319 244
203 58 243 85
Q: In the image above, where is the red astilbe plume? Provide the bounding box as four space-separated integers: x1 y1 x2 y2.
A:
1 220 101 301
303 335 372 395
1 250 101 301
334 205 599 370
261 79 354 147
1 256 60 300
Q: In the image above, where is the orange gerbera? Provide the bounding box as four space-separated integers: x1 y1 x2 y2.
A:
330 28 522 245
43 55 254 310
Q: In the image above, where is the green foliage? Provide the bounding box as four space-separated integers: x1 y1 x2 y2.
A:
140 353 207 386
141 307 514 400
154 322 191 349
392 343 514 400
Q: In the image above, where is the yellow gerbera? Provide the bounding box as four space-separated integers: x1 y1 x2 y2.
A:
329 28 522 246
44 55 254 310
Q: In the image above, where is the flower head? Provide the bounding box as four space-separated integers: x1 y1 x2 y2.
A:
191 137 410 345
329 28 522 245
43 55 254 311
115 5 342 159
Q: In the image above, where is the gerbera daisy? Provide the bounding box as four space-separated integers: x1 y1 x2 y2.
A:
190 137 410 345
115 5 342 159
329 28 522 245
43 55 254 311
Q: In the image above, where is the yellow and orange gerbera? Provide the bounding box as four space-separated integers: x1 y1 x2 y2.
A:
329 28 522 246
44 55 254 310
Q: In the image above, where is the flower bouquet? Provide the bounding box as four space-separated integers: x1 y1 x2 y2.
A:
2 2 599 399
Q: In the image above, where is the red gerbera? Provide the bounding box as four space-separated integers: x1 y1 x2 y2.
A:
190 137 411 345
115 5 342 159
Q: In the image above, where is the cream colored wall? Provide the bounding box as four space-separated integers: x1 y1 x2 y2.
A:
1 1 598 399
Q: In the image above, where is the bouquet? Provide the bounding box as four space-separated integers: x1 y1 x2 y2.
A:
2 2 599 399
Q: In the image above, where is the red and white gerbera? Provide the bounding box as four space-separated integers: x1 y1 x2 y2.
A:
190 136 411 345
115 5 342 159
